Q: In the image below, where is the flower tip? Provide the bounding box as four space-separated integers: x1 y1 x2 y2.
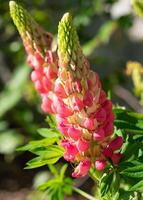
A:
9 1 15 8
9 1 17 18
61 12 73 23
95 160 106 171
10 0 19 8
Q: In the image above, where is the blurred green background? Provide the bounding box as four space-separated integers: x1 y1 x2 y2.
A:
0 0 143 199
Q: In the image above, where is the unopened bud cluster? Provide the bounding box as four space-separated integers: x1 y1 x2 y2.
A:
10 1 123 178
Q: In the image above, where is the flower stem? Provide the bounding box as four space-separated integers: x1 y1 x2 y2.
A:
72 186 96 200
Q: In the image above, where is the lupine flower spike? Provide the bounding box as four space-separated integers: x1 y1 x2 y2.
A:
10 1 123 178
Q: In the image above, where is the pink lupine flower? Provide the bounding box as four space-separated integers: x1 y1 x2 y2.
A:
72 96 84 111
77 138 90 152
54 81 67 98
111 153 122 165
61 140 78 162
73 80 82 93
31 70 42 82
83 91 93 107
93 128 105 141
35 80 47 94
72 160 91 178
68 127 82 140
83 118 97 130
108 136 123 151
95 160 107 171
103 147 113 158
41 96 53 113
95 108 106 122
10 2 124 178
57 121 70 137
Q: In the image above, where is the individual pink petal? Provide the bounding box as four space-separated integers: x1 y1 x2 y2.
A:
57 104 73 117
41 96 53 113
108 136 123 151
111 153 122 165
83 91 93 107
87 79 92 89
31 70 42 82
29 52 44 69
103 100 112 111
42 76 53 91
93 128 105 141
77 138 89 152
107 112 114 121
68 127 82 140
27 54 34 68
73 96 84 111
57 121 70 136
45 50 54 63
56 114 68 124
95 160 106 171
35 80 46 93
72 159 91 177
54 81 67 98
95 108 106 122
61 140 78 162
83 118 96 130
52 97 73 117
103 122 114 136
45 66 57 79
73 80 82 93
34 52 44 65
99 90 106 104
65 79 72 94
103 147 113 158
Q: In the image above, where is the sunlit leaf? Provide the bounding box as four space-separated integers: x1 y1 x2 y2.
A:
121 164 143 178
37 128 61 138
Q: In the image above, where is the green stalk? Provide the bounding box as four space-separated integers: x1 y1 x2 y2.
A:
72 186 96 200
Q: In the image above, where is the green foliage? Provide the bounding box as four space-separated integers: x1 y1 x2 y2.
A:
83 21 117 56
121 164 143 178
25 145 63 169
114 106 143 134
132 0 143 17
100 172 114 197
0 64 30 117
129 180 143 191
0 129 24 154
37 128 61 138
39 164 73 200
98 106 143 199
18 130 63 169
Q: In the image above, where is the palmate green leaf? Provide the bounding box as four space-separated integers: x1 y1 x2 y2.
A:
114 107 143 134
26 154 62 169
100 172 114 197
37 128 61 138
121 141 143 161
39 164 73 200
39 178 61 190
129 179 143 191
121 164 143 178
111 172 120 196
25 145 64 169
30 145 64 157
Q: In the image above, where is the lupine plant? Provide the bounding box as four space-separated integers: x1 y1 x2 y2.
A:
9 1 143 200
